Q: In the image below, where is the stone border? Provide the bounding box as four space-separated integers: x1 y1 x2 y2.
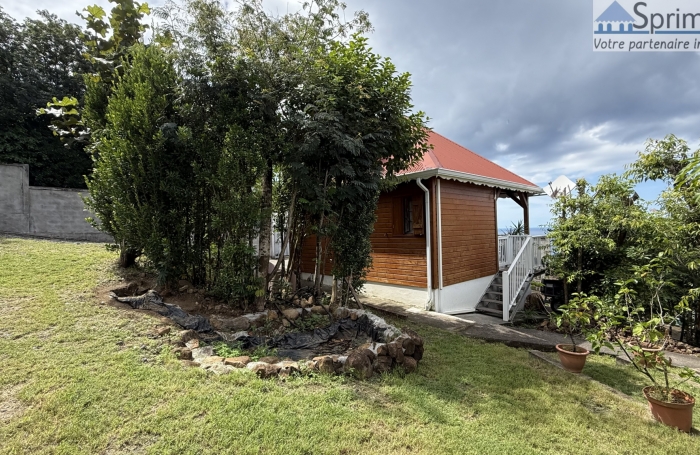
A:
172 310 425 380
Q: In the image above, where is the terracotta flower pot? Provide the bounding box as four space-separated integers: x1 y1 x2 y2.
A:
555 344 589 373
643 386 695 433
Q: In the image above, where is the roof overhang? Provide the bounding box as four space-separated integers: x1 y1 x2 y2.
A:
399 168 545 195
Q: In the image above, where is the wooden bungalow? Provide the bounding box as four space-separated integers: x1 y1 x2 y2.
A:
300 131 546 319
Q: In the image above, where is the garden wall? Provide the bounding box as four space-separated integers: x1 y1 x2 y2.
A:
0 164 112 242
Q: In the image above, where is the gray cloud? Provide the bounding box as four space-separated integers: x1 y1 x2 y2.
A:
5 0 696 226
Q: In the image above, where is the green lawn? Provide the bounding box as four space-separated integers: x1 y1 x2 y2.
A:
1 237 699 454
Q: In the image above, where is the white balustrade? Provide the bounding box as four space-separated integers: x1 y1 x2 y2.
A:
498 234 551 321
502 237 534 321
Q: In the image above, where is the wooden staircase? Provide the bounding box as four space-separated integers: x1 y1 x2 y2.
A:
475 271 534 321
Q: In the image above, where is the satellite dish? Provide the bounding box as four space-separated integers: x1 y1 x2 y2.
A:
545 175 576 199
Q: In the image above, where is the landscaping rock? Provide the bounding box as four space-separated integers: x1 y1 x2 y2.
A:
314 356 335 374
390 342 405 364
178 329 199 343
200 356 224 368
181 360 200 368
282 309 301 321
173 347 193 360
282 319 291 328
310 305 328 315
345 351 373 379
179 285 189 293
267 310 279 321
247 362 280 378
375 343 388 356
185 339 200 350
331 355 347 373
156 326 171 337
387 341 399 359
402 327 424 346
333 307 349 319
373 355 393 374
247 362 268 376
258 356 281 364
277 361 300 377
402 356 418 373
224 356 251 368
361 348 376 363
349 311 359 321
401 338 416 356
207 364 235 375
191 346 214 360
412 345 424 362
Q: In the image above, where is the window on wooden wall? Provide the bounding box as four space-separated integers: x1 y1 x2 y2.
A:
403 197 413 234
411 197 424 236
393 194 425 236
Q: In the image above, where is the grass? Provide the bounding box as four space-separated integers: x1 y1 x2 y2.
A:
213 342 278 361
583 354 700 406
1 236 700 454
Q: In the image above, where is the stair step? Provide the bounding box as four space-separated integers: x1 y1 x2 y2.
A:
480 298 503 305
476 307 505 318
485 290 502 295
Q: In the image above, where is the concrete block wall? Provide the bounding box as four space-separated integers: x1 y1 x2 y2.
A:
0 164 112 242
0 164 30 233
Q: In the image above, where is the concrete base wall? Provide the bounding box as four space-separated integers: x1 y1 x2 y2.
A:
301 271 493 315
435 275 495 315
0 164 112 242
362 282 427 309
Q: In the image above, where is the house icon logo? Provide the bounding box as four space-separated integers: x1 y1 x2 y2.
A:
594 1 648 34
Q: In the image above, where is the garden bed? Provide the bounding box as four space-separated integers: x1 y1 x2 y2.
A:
108 285 424 380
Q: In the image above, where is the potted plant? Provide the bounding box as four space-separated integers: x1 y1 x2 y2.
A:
553 295 592 373
636 350 697 433
588 274 698 432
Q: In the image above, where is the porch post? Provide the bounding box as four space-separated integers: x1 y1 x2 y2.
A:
522 193 530 235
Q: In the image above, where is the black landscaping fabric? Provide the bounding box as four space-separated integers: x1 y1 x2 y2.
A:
235 314 388 351
110 290 214 332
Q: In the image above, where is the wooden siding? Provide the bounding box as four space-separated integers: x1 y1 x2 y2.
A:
367 182 428 287
300 181 429 288
440 180 498 286
299 178 498 289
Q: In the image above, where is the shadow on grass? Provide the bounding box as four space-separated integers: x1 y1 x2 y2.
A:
583 357 649 398
346 317 700 450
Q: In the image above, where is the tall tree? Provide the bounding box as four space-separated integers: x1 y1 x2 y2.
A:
0 8 93 187
289 37 430 296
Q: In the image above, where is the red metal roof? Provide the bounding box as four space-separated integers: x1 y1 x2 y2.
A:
400 131 539 190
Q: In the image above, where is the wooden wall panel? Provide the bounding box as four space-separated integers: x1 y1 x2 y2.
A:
440 180 498 286
300 181 429 288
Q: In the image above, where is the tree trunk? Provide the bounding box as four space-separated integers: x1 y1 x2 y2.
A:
119 241 138 268
331 277 338 304
256 160 274 311
314 232 323 296
577 247 583 293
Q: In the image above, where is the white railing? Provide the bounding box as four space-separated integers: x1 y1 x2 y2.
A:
498 235 529 268
498 235 549 270
532 235 551 270
502 237 534 321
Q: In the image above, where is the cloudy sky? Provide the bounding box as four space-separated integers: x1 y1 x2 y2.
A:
5 0 698 230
